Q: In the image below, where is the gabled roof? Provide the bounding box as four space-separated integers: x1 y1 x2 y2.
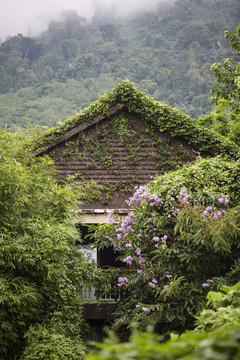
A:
35 81 239 157
35 81 239 209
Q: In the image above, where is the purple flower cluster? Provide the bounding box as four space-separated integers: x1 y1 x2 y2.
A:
213 210 226 219
122 256 133 265
107 211 116 225
172 207 180 216
138 256 146 266
114 245 123 252
176 186 192 204
153 234 168 249
202 279 213 288
218 194 229 205
127 186 150 206
127 186 163 208
201 206 213 216
148 278 158 288
118 277 129 287
135 248 141 256
135 305 149 312
162 235 167 249
100 235 113 247
116 212 135 241
113 212 137 251
201 205 226 219
148 193 163 207
126 243 133 248
148 282 156 288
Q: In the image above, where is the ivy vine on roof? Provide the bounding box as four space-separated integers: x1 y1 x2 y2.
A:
37 80 240 158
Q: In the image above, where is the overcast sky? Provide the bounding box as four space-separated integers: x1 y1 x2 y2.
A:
0 0 159 41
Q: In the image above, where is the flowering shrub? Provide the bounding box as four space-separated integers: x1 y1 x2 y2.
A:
117 277 129 287
94 157 240 334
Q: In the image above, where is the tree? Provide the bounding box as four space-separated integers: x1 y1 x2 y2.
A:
0 34 42 62
0 127 100 359
210 25 240 113
100 24 118 42
61 39 78 60
198 26 240 145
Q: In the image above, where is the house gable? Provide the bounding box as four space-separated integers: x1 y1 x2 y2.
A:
35 81 239 209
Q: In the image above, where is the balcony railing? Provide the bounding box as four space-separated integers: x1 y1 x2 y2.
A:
80 269 122 302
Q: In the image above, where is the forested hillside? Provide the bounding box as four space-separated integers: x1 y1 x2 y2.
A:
0 0 239 128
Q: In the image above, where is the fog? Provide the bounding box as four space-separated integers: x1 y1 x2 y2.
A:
0 0 160 41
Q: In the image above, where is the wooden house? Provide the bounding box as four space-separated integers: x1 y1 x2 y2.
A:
35 80 238 335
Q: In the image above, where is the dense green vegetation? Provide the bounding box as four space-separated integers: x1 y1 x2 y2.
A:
198 25 240 146
0 128 101 359
87 282 240 360
0 0 239 128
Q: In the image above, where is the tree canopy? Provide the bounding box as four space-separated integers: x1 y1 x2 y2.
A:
210 25 240 112
198 25 240 146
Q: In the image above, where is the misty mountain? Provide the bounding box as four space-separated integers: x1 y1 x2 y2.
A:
0 0 239 128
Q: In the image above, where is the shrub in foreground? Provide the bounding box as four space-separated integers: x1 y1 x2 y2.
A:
87 282 240 360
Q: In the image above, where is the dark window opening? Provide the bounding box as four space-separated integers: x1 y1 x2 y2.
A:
78 224 123 269
77 224 94 245
98 247 123 268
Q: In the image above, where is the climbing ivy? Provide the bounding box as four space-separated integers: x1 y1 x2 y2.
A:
34 81 239 204
37 81 239 158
